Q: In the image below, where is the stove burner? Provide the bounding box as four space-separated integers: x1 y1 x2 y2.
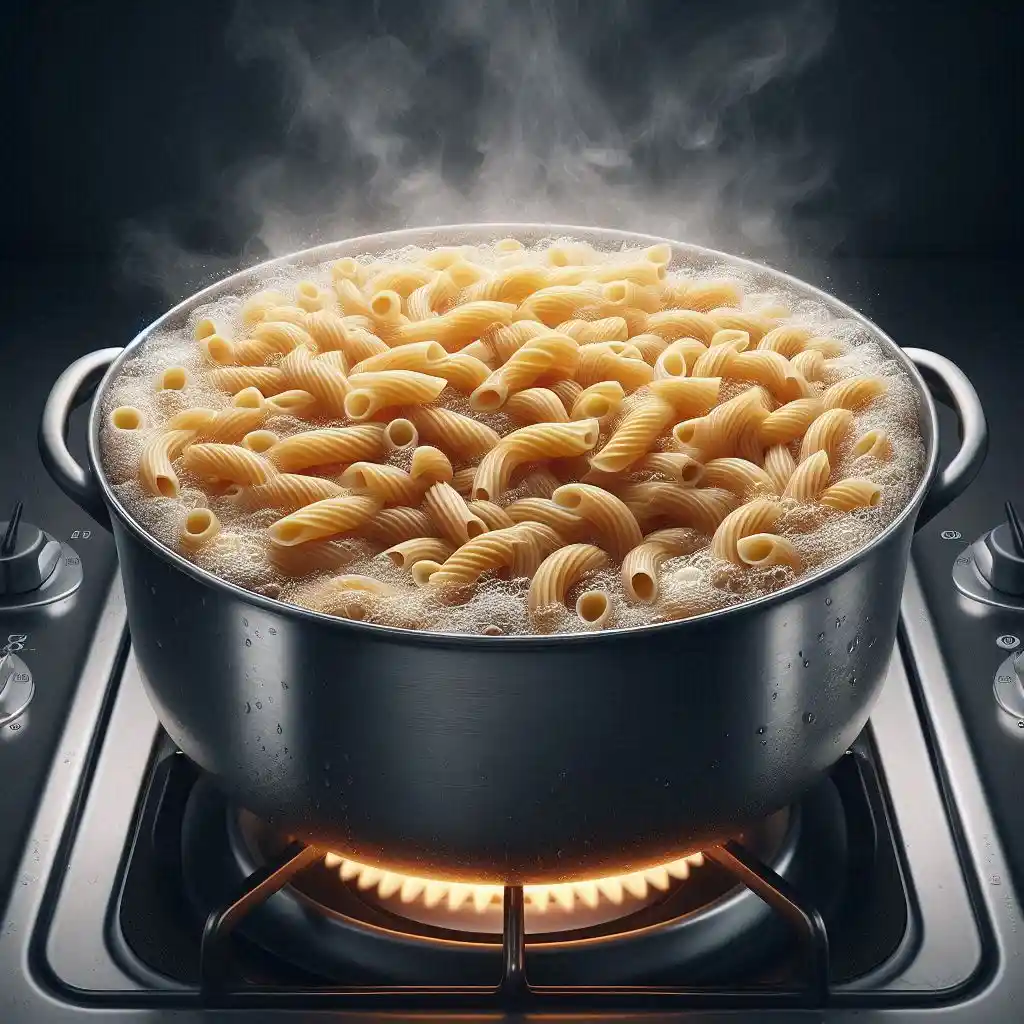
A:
180 768 849 985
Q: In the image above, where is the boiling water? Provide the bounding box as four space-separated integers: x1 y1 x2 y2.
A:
99 238 926 636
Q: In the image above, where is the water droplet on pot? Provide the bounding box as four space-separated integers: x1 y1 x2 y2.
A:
817 632 826 642
757 726 766 735
255 700 262 709
771 692 778 700
825 597 832 606
268 627 277 636
244 702 251 713
245 638 252 647
281 680 289 689
324 778 331 788
850 676 857 686
276 723 283 734
242 618 248 627
847 640 856 653
836 618 842 629
150 586 157 596
803 712 815 724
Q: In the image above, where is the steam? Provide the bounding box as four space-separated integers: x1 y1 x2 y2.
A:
123 0 837 298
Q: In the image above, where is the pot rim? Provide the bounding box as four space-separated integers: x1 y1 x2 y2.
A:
87 222 938 647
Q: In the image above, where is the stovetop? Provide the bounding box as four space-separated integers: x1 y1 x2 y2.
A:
1 256 1022 1021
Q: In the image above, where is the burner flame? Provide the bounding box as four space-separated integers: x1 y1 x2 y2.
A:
322 851 705 913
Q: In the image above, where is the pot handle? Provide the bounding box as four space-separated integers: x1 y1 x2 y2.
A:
903 347 987 530
38 348 123 531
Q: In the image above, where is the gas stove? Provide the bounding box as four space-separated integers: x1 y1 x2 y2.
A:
1 257 1022 1021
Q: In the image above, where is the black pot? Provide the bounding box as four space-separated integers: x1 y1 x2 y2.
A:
39 225 986 883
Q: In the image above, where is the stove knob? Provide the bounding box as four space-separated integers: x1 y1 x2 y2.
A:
0 503 62 597
972 501 1024 596
0 653 34 727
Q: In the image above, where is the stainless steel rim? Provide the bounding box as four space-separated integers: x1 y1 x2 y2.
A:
85 223 940 646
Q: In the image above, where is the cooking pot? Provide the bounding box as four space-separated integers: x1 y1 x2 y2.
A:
39 225 986 883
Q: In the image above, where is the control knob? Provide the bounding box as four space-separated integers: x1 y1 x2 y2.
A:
0 652 33 727
0 502 84 611
973 501 1024 596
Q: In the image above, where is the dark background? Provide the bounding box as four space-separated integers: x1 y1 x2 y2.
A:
5 0 1022 282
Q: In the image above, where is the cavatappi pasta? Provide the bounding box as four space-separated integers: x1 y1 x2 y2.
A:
100 236 925 635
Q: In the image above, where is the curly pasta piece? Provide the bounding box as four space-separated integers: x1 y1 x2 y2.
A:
529 544 609 616
240 290 291 327
804 335 845 357
344 370 447 420
821 376 888 411
368 289 405 329
276 346 349 417
450 466 478 495
350 340 447 375
641 451 705 485
852 429 893 461
782 450 831 501
736 533 802 569
557 317 628 344
763 444 797 492
571 380 625 421
138 429 196 498
472 419 601 501
466 499 515 530
625 484 737 535
409 445 454 485
471 333 579 411
819 479 882 510
547 378 584 412
381 418 418 453
487 320 552 363
790 348 826 381
179 508 221 552
434 353 491 392
268 538 354 576
504 497 585 539
703 458 779 497
630 333 670 365
575 589 613 629
410 406 501 459
675 278 744 312
508 522 564 576
728 350 810 401
551 483 643 558
110 406 145 431
294 281 335 312
229 473 345 511
707 308 775 344
268 494 382 546
590 396 675 474
575 343 654 391
759 398 826 446
757 325 813 357
645 309 718 343
710 498 784 563
798 408 854 462
369 266 433 296
690 342 738 378
359 506 438 545
647 377 721 418
424 481 489 545
340 462 424 506
266 425 385 472
621 528 696 603
516 285 601 326
653 338 704 378
383 537 454 571
182 443 275 486
673 387 770 460
209 366 288 396
397 300 518 349
463 265 550 304
427 525 529 586
601 279 662 313
240 429 279 453
505 387 570 425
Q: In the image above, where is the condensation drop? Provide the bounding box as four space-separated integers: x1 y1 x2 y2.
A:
276 723 283 734
803 712 815 724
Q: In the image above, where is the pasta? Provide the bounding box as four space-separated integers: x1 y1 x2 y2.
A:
423 482 489 545
268 494 382 546
551 483 644 558
819 479 882 511
345 370 447 420
505 387 570 425
621 528 696 603
529 544 609 617
782 450 831 501
590 397 675 473
102 235 924 636
710 499 783 563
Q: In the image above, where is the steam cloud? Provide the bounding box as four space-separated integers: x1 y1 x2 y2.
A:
123 0 837 298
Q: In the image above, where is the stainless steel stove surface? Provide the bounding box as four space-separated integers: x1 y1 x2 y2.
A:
1 258 1022 1021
